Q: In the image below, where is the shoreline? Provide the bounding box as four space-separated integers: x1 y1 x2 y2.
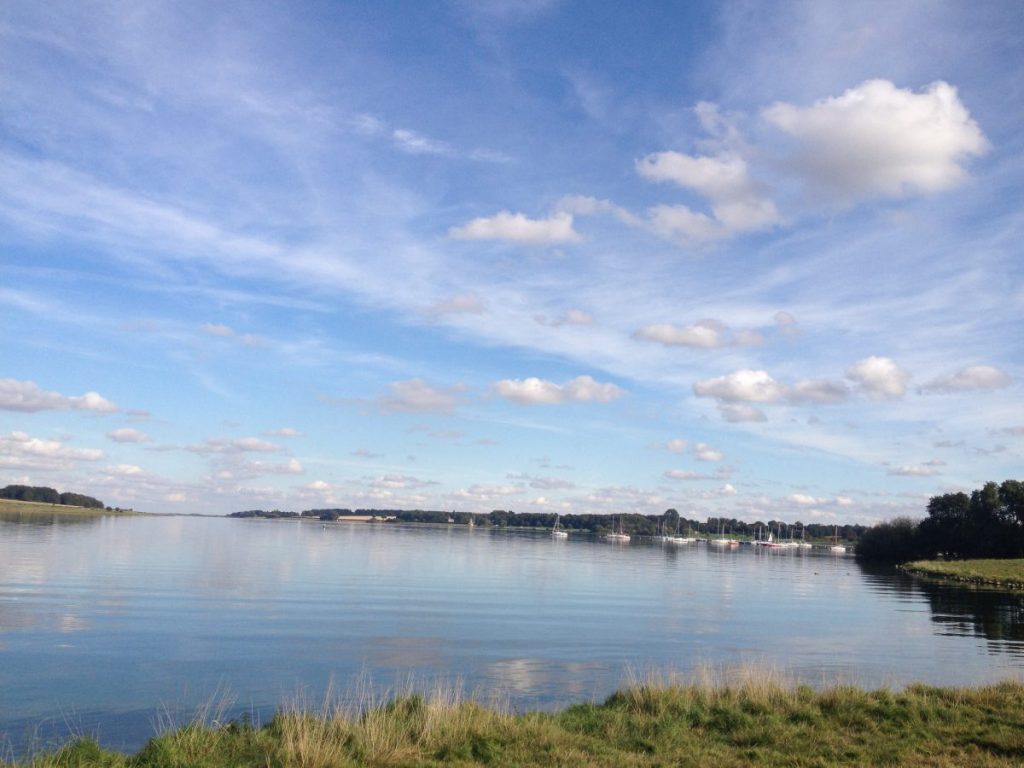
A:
5 674 1024 767
0 499 141 517
901 558 1024 590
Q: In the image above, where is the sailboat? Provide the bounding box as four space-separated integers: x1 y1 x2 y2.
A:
797 523 812 549
604 515 630 542
709 518 738 547
830 525 846 553
551 513 568 538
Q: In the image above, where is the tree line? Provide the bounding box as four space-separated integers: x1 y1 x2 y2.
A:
856 480 1024 563
0 484 104 508
228 505 866 541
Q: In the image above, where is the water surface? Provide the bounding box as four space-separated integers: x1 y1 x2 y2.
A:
1 514 1022 754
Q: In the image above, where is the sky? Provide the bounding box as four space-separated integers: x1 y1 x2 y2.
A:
1 0 1022 522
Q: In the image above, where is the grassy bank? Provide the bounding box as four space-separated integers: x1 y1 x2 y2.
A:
7 672 1024 767
903 558 1024 589
0 498 137 517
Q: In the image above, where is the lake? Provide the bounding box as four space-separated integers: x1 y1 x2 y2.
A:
1 513 1022 756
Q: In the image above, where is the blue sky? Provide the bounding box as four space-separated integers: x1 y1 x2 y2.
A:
1 0 1022 521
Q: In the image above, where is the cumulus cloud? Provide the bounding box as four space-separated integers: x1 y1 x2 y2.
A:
637 151 782 242
693 369 787 403
448 211 581 243
694 443 723 462
379 379 464 413
634 320 722 348
0 431 105 468
846 356 910 399
695 366 868 418
664 439 688 454
918 365 1011 394
106 427 150 443
633 318 763 349
0 378 119 413
762 79 989 203
492 375 624 405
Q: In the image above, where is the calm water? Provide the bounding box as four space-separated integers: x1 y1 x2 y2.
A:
1 514 1022 755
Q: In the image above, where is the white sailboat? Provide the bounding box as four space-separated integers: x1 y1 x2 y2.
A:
604 515 630 542
830 525 846 553
551 513 568 538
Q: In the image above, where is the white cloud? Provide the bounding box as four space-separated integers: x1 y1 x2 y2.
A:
534 308 594 327
0 431 105 468
556 195 643 227
762 79 989 203
787 493 820 505
634 320 723 348
448 211 581 243
187 437 284 454
787 379 850 404
106 463 144 476
718 403 767 422
719 483 737 496
694 443 723 462
919 365 1011 394
264 427 303 437
392 128 452 156
637 151 782 242
888 464 939 477
664 439 688 454
664 469 715 481
492 375 624 405
0 378 118 413
107 427 150 443
634 318 763 349
846 356 910 399
693 369 786 403
379 379 464 413
369 474 435 490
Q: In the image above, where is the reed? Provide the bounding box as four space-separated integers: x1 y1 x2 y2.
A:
5 668 1023 767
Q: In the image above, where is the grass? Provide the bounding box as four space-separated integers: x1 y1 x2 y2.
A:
0 499 137 517
6 668 1024 767
903 559 1024 589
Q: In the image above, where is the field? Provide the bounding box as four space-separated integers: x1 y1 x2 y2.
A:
903 559 1024 589
6 670 1024 767
0 498 135 517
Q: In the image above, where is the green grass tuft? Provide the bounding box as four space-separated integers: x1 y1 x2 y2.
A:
5 672 1024 767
